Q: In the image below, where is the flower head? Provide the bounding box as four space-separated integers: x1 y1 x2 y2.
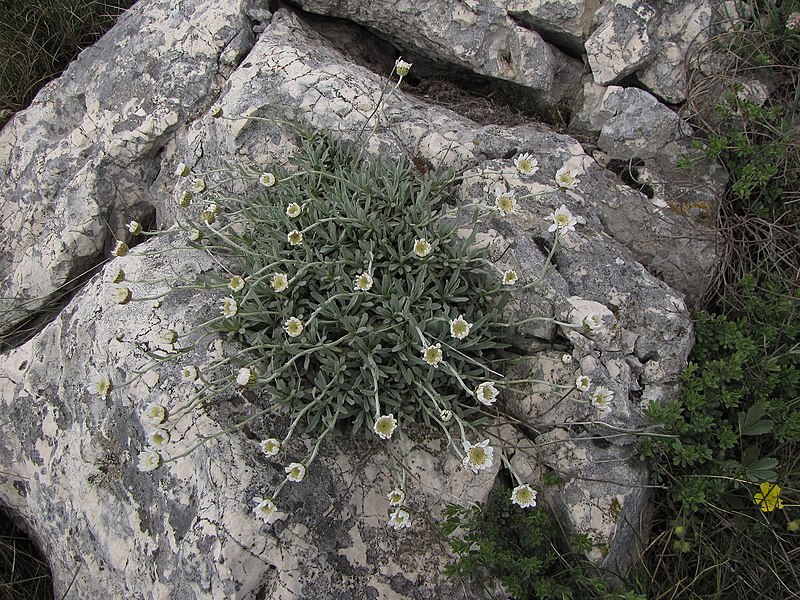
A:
575 375 592 392
137 448 161 472
787 12 800 30
502 270 518 286
462 439 494 474
374 414 398 440
148 428 170 448
259 172 276 187
178 190 192 207
354 272 374 292
221 296 238 318
475 382 500 406
175 162 190 178
181 365 199 382
253 497 277 523
126 220 142 235
583 313 603 332
387 488 405 506
113 287 132 305
421 343 443 368
271 272 289 292
225 276 244 292
440 409 453 423
287 230 303 246
547 204 577 233
210 104 223 118
159 329 178 345
514 153 539 176
449 315 473 340
494 187 517 216
561 353 573 364
191 179 207 194
286 202 302 217
754 482 784 512
260 438 281 457
284 317 304 337
388 507 412 529
413 238 432 258
142 402 167 427
236 367 256 387
511 483 538 508
108 266 125 284
394 58 412 77
88 373 112 397
285 462 306 482
201 209 216 225
555 166 580 189
113 241 129 257
590 387 614 413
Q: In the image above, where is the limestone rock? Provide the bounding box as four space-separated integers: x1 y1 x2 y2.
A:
0 0 713 597
585 0 657 85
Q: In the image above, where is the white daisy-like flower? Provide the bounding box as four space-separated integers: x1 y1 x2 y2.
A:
201 209 216 226
148 428 170 448
181 365 199 382
462 439 494 474
502 270 519 286
189 228 202 241
142 402 167 427
575 375 592 392
108 266 125 284
413 238 431 258
191 179 207 194
175 162 190 178
260 438 281 456
159 329 178 345
590 387 614 413
394 58 412 77
137 448 161 472
126 220 142 235
440 409 453 423
177 190 192 207
88 373 112 397
494 187 517 216
555 166 580 189
474 382 500 406
253 497 277 523
228 276 245 292
388 507 412 530
113 241 129 257
354 272 374 292
546 204 578 233
373 414 398 440
259 172 276 187
236 367 256 387
286 202 302 217
220 296 238 318
113 287 132 305
284 317 304 337
270 273 289 292
449 315 473 340
285 462 306 482
511 483 538 508
210 104 223 118
514 153 539 176
583 313 603 331
561 353 573 364
387 488 405 506
287 230 303 246
421 343 443 368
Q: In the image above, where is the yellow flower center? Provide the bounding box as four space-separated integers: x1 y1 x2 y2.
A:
469 447 486 465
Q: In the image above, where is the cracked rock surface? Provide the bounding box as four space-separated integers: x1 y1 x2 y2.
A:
0 0 720 598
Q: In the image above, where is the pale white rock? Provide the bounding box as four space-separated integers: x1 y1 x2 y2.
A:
585 0 657 85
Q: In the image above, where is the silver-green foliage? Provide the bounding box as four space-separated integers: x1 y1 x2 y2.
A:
199 132 514 437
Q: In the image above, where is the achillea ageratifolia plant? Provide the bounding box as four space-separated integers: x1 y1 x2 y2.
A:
104 59 607 530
